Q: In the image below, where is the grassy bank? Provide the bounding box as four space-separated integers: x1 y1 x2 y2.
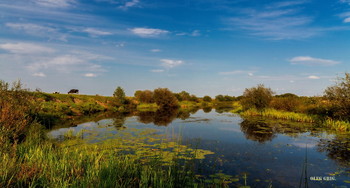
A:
238 108 350 132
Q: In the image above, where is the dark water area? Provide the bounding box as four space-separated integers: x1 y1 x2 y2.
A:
49 109 350 187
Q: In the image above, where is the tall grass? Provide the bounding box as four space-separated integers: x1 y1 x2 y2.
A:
240 108 316 123
324 118 350 132
0 141 201 188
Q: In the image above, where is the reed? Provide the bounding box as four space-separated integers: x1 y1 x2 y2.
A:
240 108 316 123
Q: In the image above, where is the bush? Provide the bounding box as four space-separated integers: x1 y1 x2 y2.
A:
270 96 301 112
324 73 350 120
134 90 154 103
203 96 212 102
0 80 37 147
241 84 274 111
153 88 179 109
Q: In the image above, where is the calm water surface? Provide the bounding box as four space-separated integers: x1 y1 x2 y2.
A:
49 110 350 187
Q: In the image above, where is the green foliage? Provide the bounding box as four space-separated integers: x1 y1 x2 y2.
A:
203 95 212 102
153 88 179 109
270 96 301 112
215 95 225 102
324 73 350 120
241 84 274 111
134 90 154 103
0 80 37 147
113 86 126 104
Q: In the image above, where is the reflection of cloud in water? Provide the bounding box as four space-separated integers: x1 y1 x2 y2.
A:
79 122 97 128
219 127 241 133
291 142 317 148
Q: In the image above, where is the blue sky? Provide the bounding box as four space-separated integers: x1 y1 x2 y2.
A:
1 0 350 97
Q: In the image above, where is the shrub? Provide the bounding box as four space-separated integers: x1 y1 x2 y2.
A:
324 73 350 120
203 96 212 102
153 88 179 109
0 80 37 147
134 90 154 103
241 84 274 111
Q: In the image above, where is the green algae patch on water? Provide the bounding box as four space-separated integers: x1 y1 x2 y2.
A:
58 127 215 165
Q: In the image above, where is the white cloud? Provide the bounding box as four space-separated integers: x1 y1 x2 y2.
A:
84 73 97 77
150 49 161 52
130 28 169 38
308 75 320 79
176 30 201 37
0 43 55 54
83 28 112 36
5 23 67 41
32 72 46 77
226 1 323 40
289 56 340 66
151 69 164 73
34 0 76 8
219 70 255 76
119 0 140 9
344 17 350 23
160 59 184 69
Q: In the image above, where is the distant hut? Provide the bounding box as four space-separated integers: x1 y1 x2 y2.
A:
68 89 79 94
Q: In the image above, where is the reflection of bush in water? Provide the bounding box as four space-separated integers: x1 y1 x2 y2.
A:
154 108 179 126
136 108 179 126
112 112 129 127
240 118 276 143
137 111 155 124
203 107 212 113
318 136 350 167
215 107 233 114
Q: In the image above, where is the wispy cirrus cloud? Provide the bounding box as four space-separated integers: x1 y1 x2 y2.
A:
160 59 184 69
119 0 140 10
130 28 169 38
32 72 47 77
225 1 322 40
219 70 255 76
84 73 98 77
5 23 68 41
150 69 165 73
0 42 109 77
308 75 320 79
289 56 340 66
0 42 56 54
83 28 113 36
33 0 76 8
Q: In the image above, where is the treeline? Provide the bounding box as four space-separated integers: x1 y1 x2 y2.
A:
237 73 350 131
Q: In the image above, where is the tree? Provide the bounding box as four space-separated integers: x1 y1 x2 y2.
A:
215 95 225 102
203 96 212 102
153 88 179 109
178 91 191 101
113 86 126 104
324 73 350 120
241 84 274 110
134 90 154 103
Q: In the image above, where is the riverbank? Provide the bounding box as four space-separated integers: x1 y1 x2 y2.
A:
237 108 350 132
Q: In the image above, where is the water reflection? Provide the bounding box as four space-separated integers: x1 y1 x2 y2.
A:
203 107 212 113
240 118 276 143
136 108 179 126
318 136 350 167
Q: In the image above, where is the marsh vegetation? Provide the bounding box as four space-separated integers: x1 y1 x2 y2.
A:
1 73 350 187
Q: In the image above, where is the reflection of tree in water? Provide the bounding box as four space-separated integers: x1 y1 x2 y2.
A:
111 112 128 129
318 136 350 167
240 118 276 143
203 107 212 113
177 110 191 120
136 108 180 126
137 111 155 124
154 108 179 126
215 107 233 114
